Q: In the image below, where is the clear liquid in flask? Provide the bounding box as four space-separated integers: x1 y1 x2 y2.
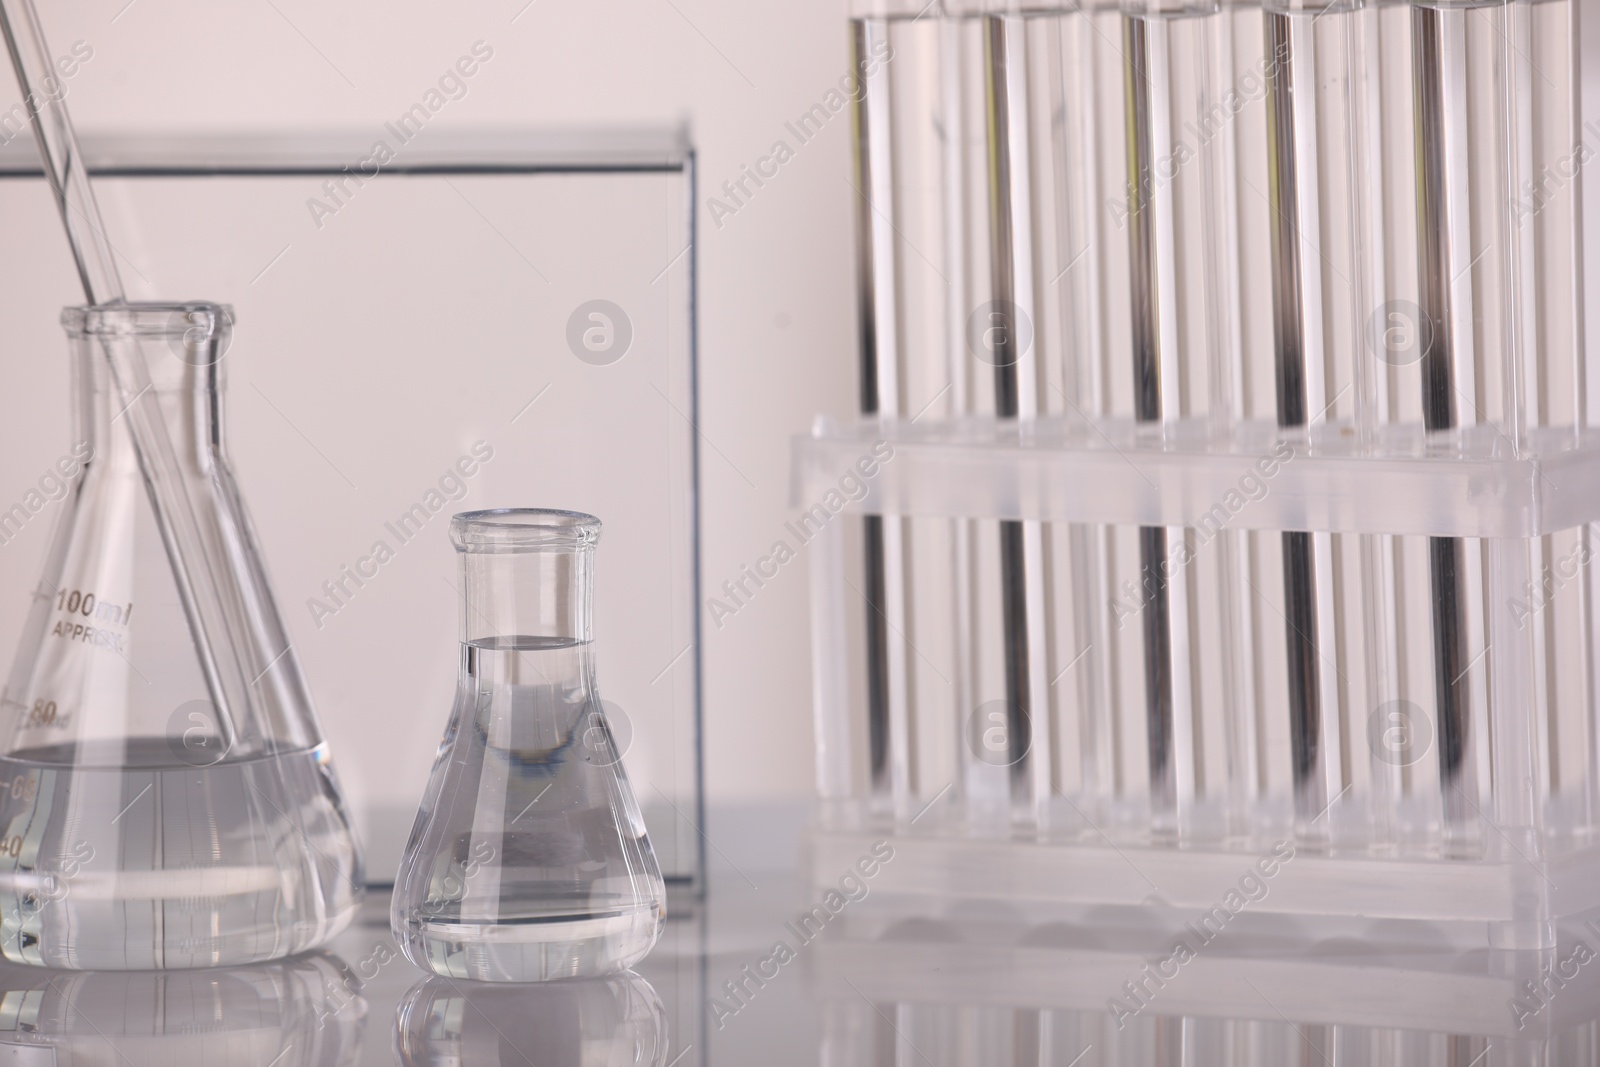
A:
0 739 359 970
392 510 665 982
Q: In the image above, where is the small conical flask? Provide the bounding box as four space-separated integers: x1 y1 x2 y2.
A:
392 509 665 981
0 303 362 969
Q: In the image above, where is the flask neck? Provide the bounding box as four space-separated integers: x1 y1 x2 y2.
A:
458 545 594 647
68 304 231 465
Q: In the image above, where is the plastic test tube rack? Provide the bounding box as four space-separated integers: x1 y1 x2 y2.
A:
809 0 1599 950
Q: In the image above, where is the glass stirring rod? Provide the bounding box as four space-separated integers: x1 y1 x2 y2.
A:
0 0 119 302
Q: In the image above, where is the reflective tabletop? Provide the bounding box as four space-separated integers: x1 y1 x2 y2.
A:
0 865 1595 1066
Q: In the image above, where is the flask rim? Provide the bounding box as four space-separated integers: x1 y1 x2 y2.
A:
61 301 234 344
451 508 602 551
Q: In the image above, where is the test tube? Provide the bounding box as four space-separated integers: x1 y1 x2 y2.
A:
981 0 1065 832
1056 0 1124 827
1412 0 1472 851
1346 0 1408 854
1208 0 1276 837
850 8 913 822
1488 0 1583 887
932 0 1020 836
1118 0 1221 842
1501 0 1587 845
1348 0 1554 861
938 4 995 833
1123 2 1179 839
851 0 1016 830
890 0 1022 834
1262 0 1354 848
1409 0 1493 855
1408 0 1579 865
850 0 957 825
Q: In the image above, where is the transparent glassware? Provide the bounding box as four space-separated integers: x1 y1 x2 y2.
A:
391 509 666 981
0 950 367 1064
395 970 667 1065
0 303 362 969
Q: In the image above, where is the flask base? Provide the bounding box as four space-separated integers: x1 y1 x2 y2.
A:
0 742 362 969
397 902 663 982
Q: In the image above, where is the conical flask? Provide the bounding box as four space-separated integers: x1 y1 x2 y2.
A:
392 509 666 982
0 303 362 969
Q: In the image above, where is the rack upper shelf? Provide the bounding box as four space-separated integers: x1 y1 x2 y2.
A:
792 415 1600 539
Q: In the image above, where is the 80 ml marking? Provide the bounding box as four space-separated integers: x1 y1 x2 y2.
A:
14 699 71 734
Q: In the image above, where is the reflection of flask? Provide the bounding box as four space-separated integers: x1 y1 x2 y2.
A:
0 950 366 1065
391 509 665 981
395 970 667 1066
0 304 361 969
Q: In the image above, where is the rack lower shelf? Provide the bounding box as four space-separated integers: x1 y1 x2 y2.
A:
806 827 1600 947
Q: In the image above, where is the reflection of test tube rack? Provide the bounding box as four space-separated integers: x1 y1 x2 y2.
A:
807 901 1600 1064
811 0 1598 947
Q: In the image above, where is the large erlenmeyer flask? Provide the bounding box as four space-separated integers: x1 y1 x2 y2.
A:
0 302 362 969
391 509 665 981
